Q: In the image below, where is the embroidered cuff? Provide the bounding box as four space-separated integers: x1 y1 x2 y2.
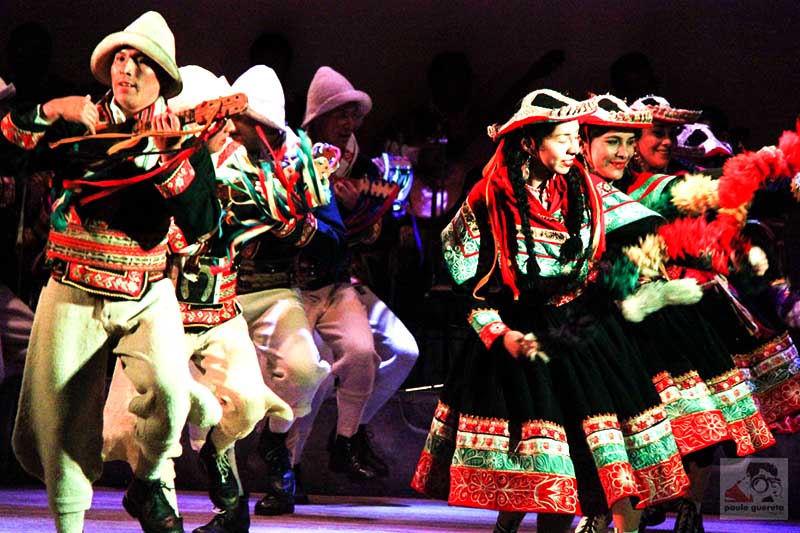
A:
272 218 298 239
469 308 510 349
155 159 196 198
167 220 191 253
294 213 318 247
1 113 46 150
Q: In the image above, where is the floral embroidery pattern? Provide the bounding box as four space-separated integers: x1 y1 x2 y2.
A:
735 333 800 424
412 403 579 514
155 159 196 198
583 410 690 508
442 202 481 285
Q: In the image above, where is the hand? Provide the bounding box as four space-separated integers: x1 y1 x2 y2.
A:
503 330 546 361
42 95 99 133
151 111 184 156
333 179 360 210
748 246 769 276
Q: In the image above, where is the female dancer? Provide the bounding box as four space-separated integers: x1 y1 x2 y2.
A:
575 94 775 533
412 89 692 533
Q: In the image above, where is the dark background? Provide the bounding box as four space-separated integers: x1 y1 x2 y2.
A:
3 0 799 149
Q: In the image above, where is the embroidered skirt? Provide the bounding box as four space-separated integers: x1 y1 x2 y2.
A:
700 280 800 429
412 290 690 515
622 303 775 458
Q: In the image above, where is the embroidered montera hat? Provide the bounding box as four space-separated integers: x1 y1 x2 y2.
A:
90 11 182 98
487 88 596 141
581 93 652 129
630 95 701 125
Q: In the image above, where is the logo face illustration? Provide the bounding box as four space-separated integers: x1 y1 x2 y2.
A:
720 458 788 520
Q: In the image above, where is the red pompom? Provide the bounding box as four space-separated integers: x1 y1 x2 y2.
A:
779 130 800 175
719 151 767 209
657 214 750 276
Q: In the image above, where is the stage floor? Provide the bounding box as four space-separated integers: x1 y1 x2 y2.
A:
0 487 798 532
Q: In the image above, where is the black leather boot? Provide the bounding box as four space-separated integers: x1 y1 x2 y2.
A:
253 429 295 516
353 424 389 478
575 512 610 533
673 498 704 533
199 438 239 511
329 433 378 481
122 477 184 533
639 503 666 531
493 511 525 533
192 496 250 533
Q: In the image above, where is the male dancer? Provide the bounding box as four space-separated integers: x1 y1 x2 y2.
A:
230 65 344 516
4 12 221 533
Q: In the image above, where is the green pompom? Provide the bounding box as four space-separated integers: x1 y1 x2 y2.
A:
601 254 640 299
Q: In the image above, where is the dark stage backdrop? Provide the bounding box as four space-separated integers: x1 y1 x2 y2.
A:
2 0 799 150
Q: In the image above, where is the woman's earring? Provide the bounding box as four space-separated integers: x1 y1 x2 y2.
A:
631 149 644 171
522 155 531 181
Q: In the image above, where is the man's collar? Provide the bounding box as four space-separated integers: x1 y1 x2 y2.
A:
107 95 166 124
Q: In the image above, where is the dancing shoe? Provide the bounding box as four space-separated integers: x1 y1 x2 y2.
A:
192 497 250 533
575 511 611 533
254 429 295 516
198 439 239 511
353 424 389 477
329 433 378 481
673 498 704 533
122 477 184 533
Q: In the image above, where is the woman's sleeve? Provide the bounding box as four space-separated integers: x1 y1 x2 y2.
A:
442 190 511 349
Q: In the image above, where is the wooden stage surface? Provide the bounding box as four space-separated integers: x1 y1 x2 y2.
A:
1 487 799 532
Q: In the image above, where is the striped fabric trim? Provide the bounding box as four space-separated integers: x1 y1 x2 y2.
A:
583 409 690 509
412 402 579 514
653 370 731 454
46 222 168 271
468 308 509 349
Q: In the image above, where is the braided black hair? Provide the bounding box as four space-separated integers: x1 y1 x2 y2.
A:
502 122 587 292
503 127 542 291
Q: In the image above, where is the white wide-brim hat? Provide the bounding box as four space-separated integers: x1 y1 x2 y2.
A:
630 95 701 125
301 66 372 128
487 88 596 141
676 122 733 160
231 65 286 131
168 65 232 114
581 93 652 129
90 11 182 98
